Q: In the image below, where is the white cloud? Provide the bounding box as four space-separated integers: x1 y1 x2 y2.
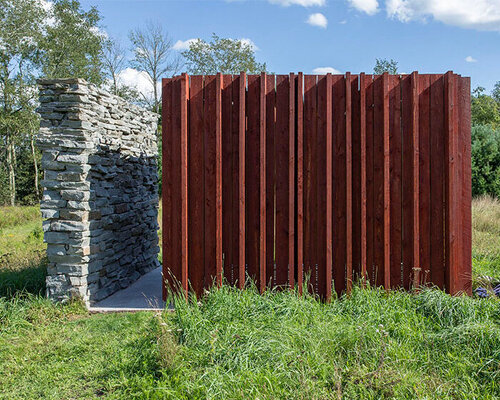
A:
312 67 342 74
268 0 326 6
117 68 157 100
173 39 198 51
339 19 348 24
465 56 478 63
174 37 259 51
386 0 500 31
347 0 379 15
307 13 328 28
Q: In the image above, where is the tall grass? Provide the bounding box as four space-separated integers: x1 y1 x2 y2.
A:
472 196 500 279
151 284 500 399
0 206 41 232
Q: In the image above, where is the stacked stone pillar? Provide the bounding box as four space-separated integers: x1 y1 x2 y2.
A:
37 78 160 304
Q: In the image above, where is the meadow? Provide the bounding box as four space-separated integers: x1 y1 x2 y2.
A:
0 198 499 399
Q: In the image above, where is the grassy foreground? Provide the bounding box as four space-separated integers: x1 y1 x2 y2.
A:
0 285 499 399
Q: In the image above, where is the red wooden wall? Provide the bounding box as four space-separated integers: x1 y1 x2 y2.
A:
162 72 472 300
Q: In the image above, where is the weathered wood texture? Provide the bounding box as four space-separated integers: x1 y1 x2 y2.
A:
162 72 472 300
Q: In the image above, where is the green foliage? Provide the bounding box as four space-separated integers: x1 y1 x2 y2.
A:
182 33 266 75
373 58 398 74
471 125 500 198
471 87 500 127
41 0 105 85
0 205 40 231
492 81 500 104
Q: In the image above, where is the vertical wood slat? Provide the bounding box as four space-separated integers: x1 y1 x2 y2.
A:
239 72 246 289
259 72 267 292
445 71 461 294
180 74 189 297
365 75 375 286
222 75 233 285
411 72 420 288
296 72 304 294
351 75 362 280
382 73 390 289
359 73 367 283
345 73 353 293
418 74 431 286
459 76 472 295
275 75 290 286
215 73 223 286
389 75 402 287
188 76 205 297
288 73 295 289
266 75 276 286
230 75 240 286
325 74 333 300
429 74 445 289
161 78 172 300
171 77 182 293
332 75 346 294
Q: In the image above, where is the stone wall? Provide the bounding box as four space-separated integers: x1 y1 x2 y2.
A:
37 78 160 304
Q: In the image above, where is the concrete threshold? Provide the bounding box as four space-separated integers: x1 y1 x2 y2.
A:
88 267 166 313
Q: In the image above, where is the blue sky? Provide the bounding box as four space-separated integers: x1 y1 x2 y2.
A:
81 0 500 93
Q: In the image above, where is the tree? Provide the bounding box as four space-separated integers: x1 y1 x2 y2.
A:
0 0 45 205
492 81 500 104
41 0 105 85
129 21 181 114
471 87 500 128
182 34 266 75
102 38 141 102
471 125 500 198
373 58 398 74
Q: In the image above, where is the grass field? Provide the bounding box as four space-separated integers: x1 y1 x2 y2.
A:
0 198 499 399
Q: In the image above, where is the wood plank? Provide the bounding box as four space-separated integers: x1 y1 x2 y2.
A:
259 72 267 292
188 76 205 297
332 74 346 294
222 75 233 285
418 74 431 287
351 74 362 282
180 74 189 297
246 75 260 284
238 72 246 289
161 78 172 299
230 75 240 286
325 73 333 300
265 74 276 287
215 74 223 286
429 74 445 289
459 76 472 295
389 75 402 288
365 75 375 286
373 74 385 287
296 72 304 294
171 77 182 293
275 75 290 287
346 72 353 293
411 72 420 288
288 73 295 289
316 74 327 298
204 75 217 288
359 73 368 283
303 74 318 294
382 73 390 289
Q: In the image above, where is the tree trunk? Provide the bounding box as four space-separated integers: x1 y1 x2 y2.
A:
6 132 16 206
30 132 40 199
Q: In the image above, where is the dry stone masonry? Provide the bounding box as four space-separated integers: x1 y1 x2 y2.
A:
37 78 160 304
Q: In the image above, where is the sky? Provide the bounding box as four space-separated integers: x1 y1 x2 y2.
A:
80 0 500 97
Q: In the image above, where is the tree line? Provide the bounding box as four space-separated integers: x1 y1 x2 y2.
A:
1 0 498 205
0 0 264 206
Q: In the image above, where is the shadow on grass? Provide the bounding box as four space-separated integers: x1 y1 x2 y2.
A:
0 257 47 298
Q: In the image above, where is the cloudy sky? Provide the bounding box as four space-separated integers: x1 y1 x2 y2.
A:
81 0 500 97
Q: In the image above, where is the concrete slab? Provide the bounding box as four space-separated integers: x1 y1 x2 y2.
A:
89 267 165 312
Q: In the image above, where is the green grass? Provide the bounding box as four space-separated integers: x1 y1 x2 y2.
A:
472 196 500 279
0 200 498 399
0 285 498 399
0 206 47 297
